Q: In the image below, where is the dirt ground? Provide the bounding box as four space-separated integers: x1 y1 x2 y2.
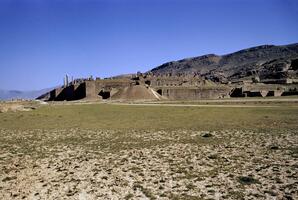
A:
0 99 297 199
0 102 33 113
0 129 297 200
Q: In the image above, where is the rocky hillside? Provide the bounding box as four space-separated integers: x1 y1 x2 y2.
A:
150 43 298 82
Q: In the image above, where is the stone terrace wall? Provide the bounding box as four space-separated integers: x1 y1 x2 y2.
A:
158 86 231 100
95 79 134 91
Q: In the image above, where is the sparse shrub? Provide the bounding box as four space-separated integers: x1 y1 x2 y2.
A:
124 193 133 200
238 176 260 185
2 176 17 182
270 145 279 150
208 154 218 159
201 133 213 138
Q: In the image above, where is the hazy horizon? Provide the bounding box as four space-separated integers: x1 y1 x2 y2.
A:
1 0 298 91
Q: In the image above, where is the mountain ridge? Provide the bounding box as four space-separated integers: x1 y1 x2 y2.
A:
149 43 298 82
0 88 55 100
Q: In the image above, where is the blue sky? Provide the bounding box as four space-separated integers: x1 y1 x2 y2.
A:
0 0 298 90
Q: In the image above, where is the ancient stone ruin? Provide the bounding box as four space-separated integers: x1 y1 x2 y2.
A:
38 44 298 101
39 71 298 101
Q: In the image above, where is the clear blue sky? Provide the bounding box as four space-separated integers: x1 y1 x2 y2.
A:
0 0 297 90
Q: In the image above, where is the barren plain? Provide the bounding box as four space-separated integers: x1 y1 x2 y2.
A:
0 99 297 200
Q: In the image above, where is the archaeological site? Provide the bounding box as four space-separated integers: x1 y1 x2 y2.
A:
39 43 298 102
2 1 298 199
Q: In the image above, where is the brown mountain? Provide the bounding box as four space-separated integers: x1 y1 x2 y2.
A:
150 43 298 82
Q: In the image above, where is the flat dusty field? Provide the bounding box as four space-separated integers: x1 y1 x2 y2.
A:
0 100 297 199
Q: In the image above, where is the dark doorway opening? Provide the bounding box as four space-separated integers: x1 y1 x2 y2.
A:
230 88 244 97
290 59 298 70
247 91 262 97
145 80 151 86
282 88 298 96
157 89 162 95
132 77 140 81
267 91 274 97
99 90 111 99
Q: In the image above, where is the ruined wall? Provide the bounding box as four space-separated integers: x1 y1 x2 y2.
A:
84 81 99 99
95 79 133 92
49 88 64 101
94 79 133 99
244 91 267 97
149 76 204 87
267 90 284 97
47 74 298 101
50 86 74 101
73 84 86 100
157 86 231 100
49 84 87 101
230 88 245 97
230 83 298 97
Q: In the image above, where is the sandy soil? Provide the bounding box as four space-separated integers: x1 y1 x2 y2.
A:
0 129 297 200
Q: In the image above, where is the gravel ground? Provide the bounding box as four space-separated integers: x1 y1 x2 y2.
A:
0 129 297 200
